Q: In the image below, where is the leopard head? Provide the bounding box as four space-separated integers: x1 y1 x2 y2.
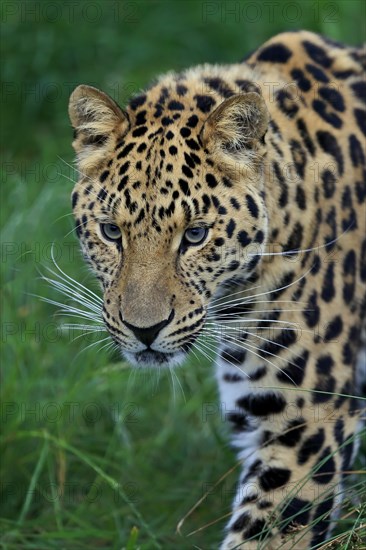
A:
68 81 269 367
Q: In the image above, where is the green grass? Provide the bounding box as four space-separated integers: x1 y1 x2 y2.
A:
1 0 365 548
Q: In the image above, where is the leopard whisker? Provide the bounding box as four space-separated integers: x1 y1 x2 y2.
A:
36 295 101 323
209 309 310 318
53 211 79 224
73 335 112 360
58 156 116 206
190 335 216 363
194 337 252 380
208 268 311 312
208 323 305 332
58 171 116 219
46 248 103 305
102 343 119 358
209 284 263 305
63 217 87 239
210 299 308 309
209 317 300 327
188 345 202 365
62 326 106 344
169 367 186 403
249 226 351 257
206 321 296 355
203 327 298 385
40 277 102 314
62 323 106 331
96 338 115 354
191 340 222 371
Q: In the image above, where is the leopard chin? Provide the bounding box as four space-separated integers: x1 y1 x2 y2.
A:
123 349 187 368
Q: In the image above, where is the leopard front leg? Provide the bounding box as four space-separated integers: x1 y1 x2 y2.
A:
217 355 355 550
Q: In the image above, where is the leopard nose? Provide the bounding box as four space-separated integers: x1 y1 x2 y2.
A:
121 310 175 347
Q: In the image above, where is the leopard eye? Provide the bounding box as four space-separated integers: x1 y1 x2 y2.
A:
183 227 208 246
100 223 122 242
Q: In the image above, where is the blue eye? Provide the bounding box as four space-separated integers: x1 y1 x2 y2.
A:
183 227 208 246
100 223 122 242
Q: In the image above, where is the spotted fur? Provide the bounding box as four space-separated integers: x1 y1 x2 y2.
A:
68 31 366 548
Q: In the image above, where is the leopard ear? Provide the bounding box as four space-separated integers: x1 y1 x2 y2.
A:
68 85 130 172
201 92 269 160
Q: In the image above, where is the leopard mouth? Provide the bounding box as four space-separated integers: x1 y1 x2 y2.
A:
135 350 175 365
124 349 187 368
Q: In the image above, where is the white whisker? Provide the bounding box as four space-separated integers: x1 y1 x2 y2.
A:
209 284 262 305
62 323 105 331
38 277 102 314
209 300 308 312
73 335 112 360
210 317 299 326
203 327 298 386
249 226 350 257
206 321 295 356
208 268 311 312
58 156 115 206
194 337 251 380
208 323 305 332
46 247 103 304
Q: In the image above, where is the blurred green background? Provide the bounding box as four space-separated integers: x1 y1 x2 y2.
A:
1 1 365 548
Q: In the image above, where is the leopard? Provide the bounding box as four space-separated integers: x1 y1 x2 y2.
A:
67 31 366 549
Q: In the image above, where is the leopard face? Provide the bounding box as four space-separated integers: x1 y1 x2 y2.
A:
69 85 269 367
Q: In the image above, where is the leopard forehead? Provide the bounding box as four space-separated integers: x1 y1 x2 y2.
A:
91 97 224 231
71 73 268 242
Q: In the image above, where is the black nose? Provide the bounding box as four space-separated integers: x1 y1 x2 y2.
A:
122 310 174 347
